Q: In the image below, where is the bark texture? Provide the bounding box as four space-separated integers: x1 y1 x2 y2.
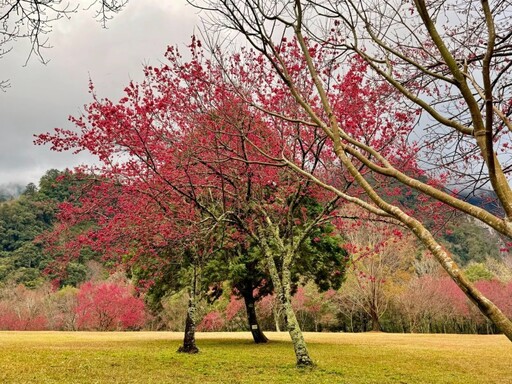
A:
282 298 314 367
260 234 314 366
178 295 199 354
242 292 268 344
370 306 382 332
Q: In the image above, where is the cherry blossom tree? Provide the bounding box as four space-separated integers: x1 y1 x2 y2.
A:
36 38 355 365
75 281 145 331
39 177 217 352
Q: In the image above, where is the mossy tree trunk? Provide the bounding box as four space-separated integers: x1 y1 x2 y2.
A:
258 230 314 367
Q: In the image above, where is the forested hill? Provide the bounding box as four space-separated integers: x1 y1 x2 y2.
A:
0 170 93 288
0 169 508 289
439 189 507 264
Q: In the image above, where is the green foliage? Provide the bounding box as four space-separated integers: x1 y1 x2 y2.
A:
9 268 46 288
0 199 49 251
203 244 272 300
36 169 78 203
442 219 502 264
61 263 89 287
295 223 348 292
0 199 53 287
464 262 495 282
0 169 91 288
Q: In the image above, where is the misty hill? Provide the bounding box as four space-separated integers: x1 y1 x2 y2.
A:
0 183 25 202
459 189 504 216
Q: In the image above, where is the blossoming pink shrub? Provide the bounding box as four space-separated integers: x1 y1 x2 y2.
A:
75 281 146 330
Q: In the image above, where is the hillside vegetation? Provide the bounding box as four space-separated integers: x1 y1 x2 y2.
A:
1 170 511 335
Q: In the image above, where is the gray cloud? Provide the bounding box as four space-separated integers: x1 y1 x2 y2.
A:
0 0 198 186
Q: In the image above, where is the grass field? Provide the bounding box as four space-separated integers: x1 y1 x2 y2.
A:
0 331 510 383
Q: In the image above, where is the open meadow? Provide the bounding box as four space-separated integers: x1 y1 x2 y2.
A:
0 331 510 384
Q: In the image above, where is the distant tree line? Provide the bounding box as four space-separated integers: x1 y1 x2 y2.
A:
1 171 510 336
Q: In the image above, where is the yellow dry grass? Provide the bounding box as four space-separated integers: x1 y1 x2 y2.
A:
0 331 510 383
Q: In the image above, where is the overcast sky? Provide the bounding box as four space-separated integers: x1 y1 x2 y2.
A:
0 0 198 187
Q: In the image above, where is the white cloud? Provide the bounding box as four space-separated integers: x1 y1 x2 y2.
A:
0 0 198 185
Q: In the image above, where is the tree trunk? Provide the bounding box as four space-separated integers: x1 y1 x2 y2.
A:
280 258 313 366
370 306 381 332
273 303 281 332
282 298 314 367
242 291 268 343
258 230 314 366
178 295 199 354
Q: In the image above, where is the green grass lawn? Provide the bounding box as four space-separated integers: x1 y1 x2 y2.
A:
0 331 510 384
